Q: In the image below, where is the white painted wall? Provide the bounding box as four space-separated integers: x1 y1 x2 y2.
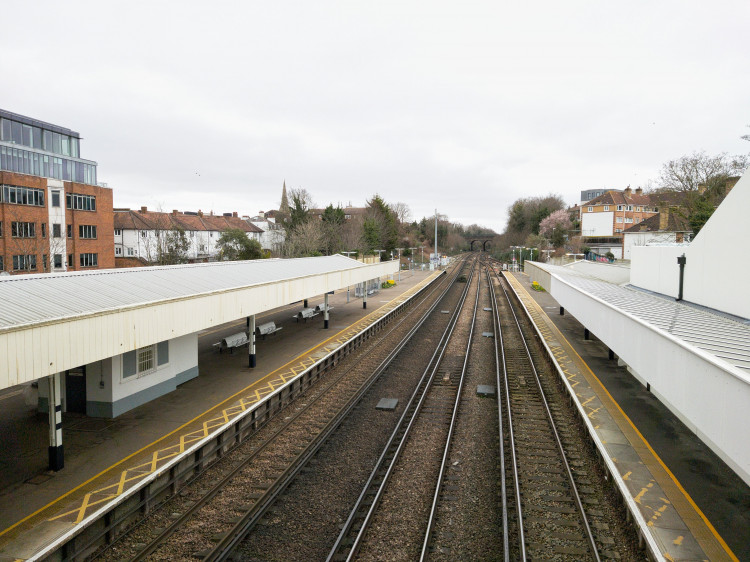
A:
623 231 681 260
631 171 749 319
46 179 67 271
581 211 613 236
549 275 750 486
112 333 196 403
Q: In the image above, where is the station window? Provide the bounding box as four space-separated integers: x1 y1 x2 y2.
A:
52 190 61 207
115 246 122 256
122 341 169 379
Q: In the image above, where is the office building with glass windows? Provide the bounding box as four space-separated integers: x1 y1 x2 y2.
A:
0 109 113 274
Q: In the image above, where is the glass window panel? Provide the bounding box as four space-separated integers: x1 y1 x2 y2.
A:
22 124 32 146
11 121 22 144
52 132 61 153
70 138 79 158
43 130 52 151
32 127 42 149
0 118 10 141
61 135 69 156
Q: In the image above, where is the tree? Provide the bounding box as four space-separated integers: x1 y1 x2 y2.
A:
654 150 748 234
283 219 324 257
160 226 190 264
365 195 398 257
504 194 566 244
320 204 345 255
657 151 747 196
538 209 573 248
285 188 315 233
216 228 264 261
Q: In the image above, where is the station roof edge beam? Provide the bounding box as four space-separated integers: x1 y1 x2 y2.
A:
0 255 398 388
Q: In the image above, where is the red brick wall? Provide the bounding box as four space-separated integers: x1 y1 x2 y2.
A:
0 172 52 273
64 181 115 270
0 172 114 274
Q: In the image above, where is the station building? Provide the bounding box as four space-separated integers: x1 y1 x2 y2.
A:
0 109 113 274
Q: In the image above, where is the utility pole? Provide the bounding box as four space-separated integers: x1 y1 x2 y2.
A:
434 209 438 264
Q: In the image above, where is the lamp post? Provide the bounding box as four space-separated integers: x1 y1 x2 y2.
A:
420 246 424 268
409 247 417 272
395 248 404 281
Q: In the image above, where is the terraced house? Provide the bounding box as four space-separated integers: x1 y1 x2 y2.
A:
114 207 264 266
0 109 113 274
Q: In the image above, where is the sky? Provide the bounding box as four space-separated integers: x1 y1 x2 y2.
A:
2 0 749 234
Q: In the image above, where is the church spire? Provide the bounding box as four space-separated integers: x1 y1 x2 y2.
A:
279 180 290 215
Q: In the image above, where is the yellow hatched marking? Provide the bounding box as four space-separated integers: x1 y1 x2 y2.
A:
40 273 445 527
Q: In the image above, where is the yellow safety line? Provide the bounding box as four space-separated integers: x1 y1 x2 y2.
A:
1 272 442 537
506 273 739 562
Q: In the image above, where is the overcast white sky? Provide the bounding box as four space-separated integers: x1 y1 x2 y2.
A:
2 1 748 233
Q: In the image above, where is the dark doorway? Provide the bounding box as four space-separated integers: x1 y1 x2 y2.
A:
65 367 87 414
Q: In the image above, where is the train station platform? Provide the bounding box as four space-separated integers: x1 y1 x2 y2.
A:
0 268 440 560
508 271 749 561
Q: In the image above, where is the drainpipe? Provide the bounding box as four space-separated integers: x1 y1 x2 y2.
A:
676 254 686 301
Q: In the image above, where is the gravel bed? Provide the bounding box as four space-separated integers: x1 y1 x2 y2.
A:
94 259 465 561
233 260 472 560
427 268 504 560
353 263 480 560
496 270 646 561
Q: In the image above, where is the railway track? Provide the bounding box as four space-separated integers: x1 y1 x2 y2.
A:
94 257 471 561
488 260 643 561
327 259 479 561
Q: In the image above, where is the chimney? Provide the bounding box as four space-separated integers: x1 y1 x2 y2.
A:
623 186 632 197
172 209 178 215
232 211 238 218
635 187 642 195
198 209 203 217
659 207 670 231
140 206 147 213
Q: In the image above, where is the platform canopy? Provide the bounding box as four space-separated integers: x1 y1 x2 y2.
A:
0 255 398 388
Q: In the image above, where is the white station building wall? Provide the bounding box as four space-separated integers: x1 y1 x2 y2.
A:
631 171 750 320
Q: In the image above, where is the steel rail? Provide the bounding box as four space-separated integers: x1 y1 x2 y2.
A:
203 257 474 562
327 257 478 562
419 260 481 560
485 261 511 561
494 265 601 562
95 262 458 562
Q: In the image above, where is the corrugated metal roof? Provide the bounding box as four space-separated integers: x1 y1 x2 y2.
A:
0 255 369 331
542 264 750 375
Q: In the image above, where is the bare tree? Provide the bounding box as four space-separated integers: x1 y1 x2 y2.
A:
283 219 324 257
657 151 747 195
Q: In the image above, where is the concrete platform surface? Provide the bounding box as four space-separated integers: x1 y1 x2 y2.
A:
508 271 748 561
0 268 440 557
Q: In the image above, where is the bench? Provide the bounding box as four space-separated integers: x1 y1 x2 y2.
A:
293 308 319 322
213 332 249 354
257 321 283 339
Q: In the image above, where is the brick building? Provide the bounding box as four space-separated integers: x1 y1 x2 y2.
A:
0 110 113 274
581 187 657 237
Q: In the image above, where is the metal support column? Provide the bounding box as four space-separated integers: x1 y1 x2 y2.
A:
304 299 308 308
363 282 367 309
559 307 564 315
248 314 256 368
48 372 64 471
584 328 590 340
324 293 329 329
608 349 615 360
